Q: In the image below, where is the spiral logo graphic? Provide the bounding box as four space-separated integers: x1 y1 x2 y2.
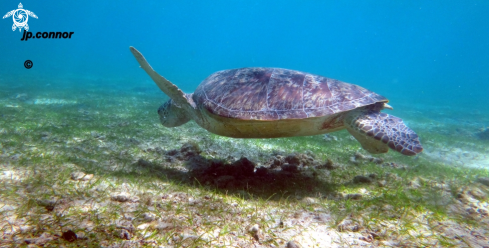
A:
13 10 27 24
24 60 33 69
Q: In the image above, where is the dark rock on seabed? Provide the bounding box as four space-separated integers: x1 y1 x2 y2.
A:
353 175 373 184
61 230 77 242
165 142 202 162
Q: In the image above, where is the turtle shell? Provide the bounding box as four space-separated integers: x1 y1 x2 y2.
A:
193 68 387 120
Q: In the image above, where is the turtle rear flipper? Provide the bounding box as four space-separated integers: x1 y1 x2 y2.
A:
345 110 423 156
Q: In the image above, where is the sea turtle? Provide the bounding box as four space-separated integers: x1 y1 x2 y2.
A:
129 47 423 156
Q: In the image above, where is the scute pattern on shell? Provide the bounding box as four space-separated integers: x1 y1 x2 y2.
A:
193 68 387 120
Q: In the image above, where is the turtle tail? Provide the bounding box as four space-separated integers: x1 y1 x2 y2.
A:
345 110 423 156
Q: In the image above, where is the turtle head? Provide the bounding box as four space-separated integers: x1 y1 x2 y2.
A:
157 99 191 127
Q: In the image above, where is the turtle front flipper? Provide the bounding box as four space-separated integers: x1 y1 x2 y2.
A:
129 46 195 109
344 110 423 156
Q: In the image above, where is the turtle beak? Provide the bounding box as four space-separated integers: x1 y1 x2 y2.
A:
384 103 393 110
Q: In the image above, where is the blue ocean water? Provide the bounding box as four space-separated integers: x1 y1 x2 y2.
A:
1 0 488 108
2 3 489 245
